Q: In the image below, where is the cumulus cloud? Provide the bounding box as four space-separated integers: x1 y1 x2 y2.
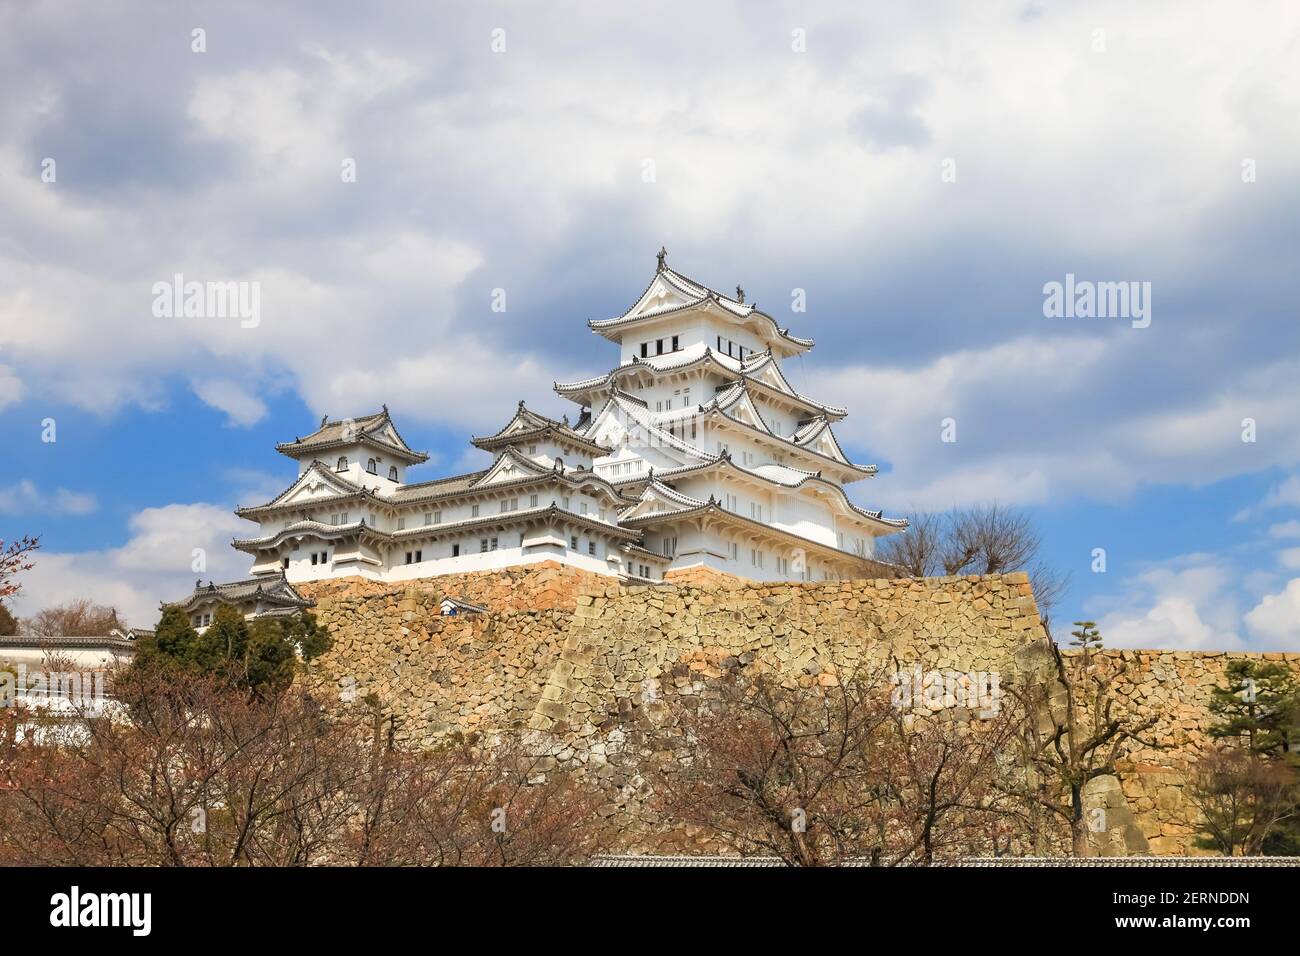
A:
0 363 21 409
1090 554 1245 651
192 378 268 427
1245 579 1300 648
0 480 97 516
9 503 249 628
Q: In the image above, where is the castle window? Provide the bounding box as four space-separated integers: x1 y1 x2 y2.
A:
452 544 460 557
570 535 578 550
336 457 348 471
640 342 648 358
397 516 406 530
480 538 489 553
530 494 538 507
588 541 596 556
388 465 398 481
662 536 677 558
366 459 378 475
471 504 480 518
282 557 290 569
671 335 679 351
656 339 664 355
729 543 739 561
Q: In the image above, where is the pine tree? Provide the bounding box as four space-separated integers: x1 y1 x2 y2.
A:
1207 659 1299 757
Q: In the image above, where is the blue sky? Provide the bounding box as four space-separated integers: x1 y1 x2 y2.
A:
2 0 1299 649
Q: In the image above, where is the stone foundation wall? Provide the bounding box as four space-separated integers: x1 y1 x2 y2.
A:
303 564 1300 856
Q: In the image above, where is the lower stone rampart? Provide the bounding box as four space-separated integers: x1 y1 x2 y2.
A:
303 563 1300 856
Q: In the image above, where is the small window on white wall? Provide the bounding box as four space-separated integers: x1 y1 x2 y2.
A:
366 459 378 474
336 457 348 471
389 465 398 481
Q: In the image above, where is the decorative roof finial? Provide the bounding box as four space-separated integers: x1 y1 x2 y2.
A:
656 246 667 271
382 403 388 414
321 415 328 428
735 285 745 303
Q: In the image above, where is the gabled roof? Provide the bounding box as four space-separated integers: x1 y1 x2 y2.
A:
617 492 903 568
236 460 367 518
588 256 814 357
554 344 846 421
473 445 558 486
170 573 315 614
791 417 857 466
276 407 429 464
471 401 610 457
700 404 877 481
616 478 707 522
616 455 906 532
704 382 774 434
583 391 716 464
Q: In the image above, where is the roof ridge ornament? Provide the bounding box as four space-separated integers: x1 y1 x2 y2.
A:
656 246 667 271
321 415 328 428
735 285 745 303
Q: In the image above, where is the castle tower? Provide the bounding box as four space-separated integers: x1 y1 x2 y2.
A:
554 250 905 581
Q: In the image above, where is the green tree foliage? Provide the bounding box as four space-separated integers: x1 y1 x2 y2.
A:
1191 659 1300 855
0 601 17 636
132 605 331 697
1207 659 1299 757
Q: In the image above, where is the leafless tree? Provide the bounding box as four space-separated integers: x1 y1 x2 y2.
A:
27 598 123 637
646 661 1025 865
1185 749 1300 856
881 505 1066 620
1006 623 1158 856
0 672 608 866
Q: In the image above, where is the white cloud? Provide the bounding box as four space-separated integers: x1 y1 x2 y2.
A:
1262 476 1300 509
1277 547 1300 571
1267 520 1300 538
193 378 268 427
9 503 249 628
0 362 21 408
1092 555 1244 652
0 480 97 516
1245 578 1300 649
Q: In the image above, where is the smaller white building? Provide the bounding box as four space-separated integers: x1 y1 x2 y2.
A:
172 574 316 633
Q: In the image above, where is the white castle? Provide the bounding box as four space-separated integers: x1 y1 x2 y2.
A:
231 252 905 588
